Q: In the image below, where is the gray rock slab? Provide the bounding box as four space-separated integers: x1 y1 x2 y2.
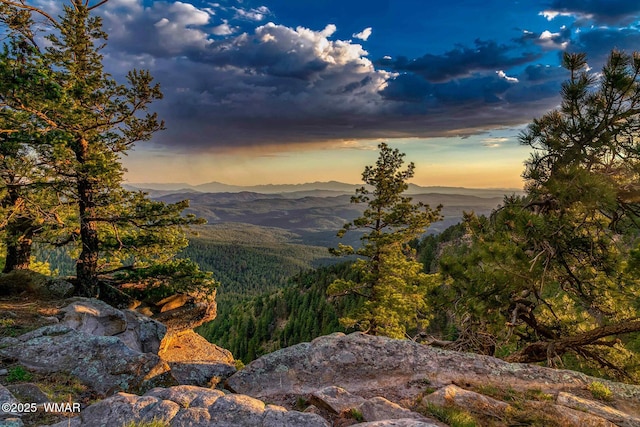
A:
358 397 427 422
168 361 236 387
0 325 171 396
309 386 366 413
6 383 50 404
117 309 167 354
61 298 128 336
0 385 20 420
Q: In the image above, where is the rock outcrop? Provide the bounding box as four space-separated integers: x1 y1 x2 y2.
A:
61 297 167 354
0 324 173 396
227 332 640 426
135 288 218 333
0 297 237 399
46 385 330 427
5 296 640 427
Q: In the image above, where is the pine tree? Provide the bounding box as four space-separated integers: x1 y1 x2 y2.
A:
0 20 72 273
328 142 442 338
0 1 213 298
440 51 640 379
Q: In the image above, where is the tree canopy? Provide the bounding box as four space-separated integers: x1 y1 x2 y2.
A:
439 50 640 380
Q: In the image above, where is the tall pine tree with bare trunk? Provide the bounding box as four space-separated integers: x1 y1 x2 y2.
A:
0 1 213 298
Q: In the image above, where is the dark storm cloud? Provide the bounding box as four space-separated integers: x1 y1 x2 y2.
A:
515 27 572 51
569 28 640 65
543 0 640 25
92 0 639 152
376 40 540 83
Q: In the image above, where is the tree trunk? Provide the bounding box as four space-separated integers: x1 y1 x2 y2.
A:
3 222 33 273
506 320 640 363
1 189 33 273
75 137 100 297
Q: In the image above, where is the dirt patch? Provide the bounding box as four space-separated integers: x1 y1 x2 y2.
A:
0 295 67 338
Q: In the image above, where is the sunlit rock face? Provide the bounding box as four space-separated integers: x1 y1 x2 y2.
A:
149 289 218 333
158 329 236 387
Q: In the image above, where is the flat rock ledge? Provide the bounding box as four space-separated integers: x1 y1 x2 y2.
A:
227 332 640 401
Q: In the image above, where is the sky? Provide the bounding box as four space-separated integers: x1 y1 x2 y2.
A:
31 1 640 187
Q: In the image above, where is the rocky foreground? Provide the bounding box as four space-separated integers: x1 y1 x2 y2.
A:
0 295 639 426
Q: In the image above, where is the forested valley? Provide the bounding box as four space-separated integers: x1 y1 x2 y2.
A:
196 224 464 363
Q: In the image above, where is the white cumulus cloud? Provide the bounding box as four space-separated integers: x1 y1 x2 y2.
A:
352 27 373 41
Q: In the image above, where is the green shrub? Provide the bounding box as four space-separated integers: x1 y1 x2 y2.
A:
348 408 364 422
7 366 33 383
420 402 477 427
588 381 613 401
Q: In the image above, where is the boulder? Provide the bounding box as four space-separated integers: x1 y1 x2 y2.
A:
309 386 366 413
166 362 236 388
357 397 428 423
45 392 181 427
45 385 330 427
60 298 166 354
61 298 128 336
118 309 167 354
159 329 235 386
422 385 510 418
144 385 225 408
0 324 174 396
159 330 233 363
0 385 20 418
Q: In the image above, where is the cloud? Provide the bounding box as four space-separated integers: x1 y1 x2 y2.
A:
568 27 640 64
481 137 510 148
541 0 640 25
496 70 518 83
352 27 372 41
103 1 213 56
376 40 540 83
211 20 236 36
95 2 568 153
233 5 270 21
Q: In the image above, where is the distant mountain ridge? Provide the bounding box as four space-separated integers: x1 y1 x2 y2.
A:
126 180 523 198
